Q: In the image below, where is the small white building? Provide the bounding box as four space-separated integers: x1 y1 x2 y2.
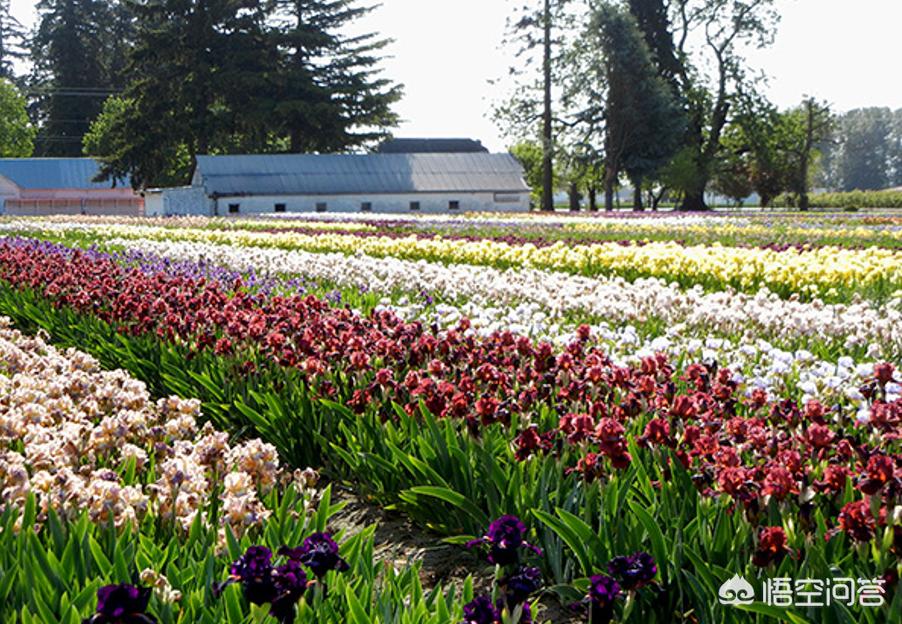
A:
144 152 531 216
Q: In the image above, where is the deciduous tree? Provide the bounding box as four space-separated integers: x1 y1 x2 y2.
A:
0 78 35 156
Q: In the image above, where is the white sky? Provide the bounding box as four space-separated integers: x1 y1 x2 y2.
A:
12 0 902 152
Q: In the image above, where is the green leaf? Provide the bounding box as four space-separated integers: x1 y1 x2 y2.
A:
402 486 487 527
628 501 668 583
532 509 592 576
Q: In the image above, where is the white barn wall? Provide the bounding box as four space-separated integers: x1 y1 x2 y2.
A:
146 187 214 216
143 193 164 217
214 192 528 215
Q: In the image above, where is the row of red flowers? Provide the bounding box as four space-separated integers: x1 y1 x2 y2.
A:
0 238 898 550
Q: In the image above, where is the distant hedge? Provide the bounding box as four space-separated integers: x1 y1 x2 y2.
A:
772 190 902 210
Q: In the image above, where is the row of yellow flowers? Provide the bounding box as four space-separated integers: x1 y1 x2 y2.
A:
10 213 902 246
563 219 902 243
18 220 902 301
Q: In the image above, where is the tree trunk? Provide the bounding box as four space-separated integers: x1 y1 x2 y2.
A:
680 187 708 211
588 186 597 212
632 180 644 211
568 182 581 211
798 99 814 212
651 187 666 211
541 0 554 212
604 177 615 212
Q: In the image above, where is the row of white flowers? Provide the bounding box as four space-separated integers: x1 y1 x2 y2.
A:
87 236 898 412
103 235 902 361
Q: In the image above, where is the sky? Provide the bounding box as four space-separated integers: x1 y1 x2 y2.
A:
10 0 902 152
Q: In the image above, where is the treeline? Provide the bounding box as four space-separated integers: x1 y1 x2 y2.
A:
0 0 401 187
773 190 902 210
499 0 899 212
817 108 902 192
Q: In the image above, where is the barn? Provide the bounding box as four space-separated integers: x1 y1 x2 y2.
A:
376 137 489 153
144 151 531 216
0 158 142 216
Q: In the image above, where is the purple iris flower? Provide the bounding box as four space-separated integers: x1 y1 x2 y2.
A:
268 560 309 624
587 574 621 624
280 532 349 578
499 566 543 608
588 574 621 607
466 515 542 567
606 552 657 590
214 545 276 605
82 584 157 624
461 595 500 624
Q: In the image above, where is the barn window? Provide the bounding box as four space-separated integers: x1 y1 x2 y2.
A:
274 203 286 213
449 200 460 210
409 201 421 211
228 203 240 214
316 202 328 212
361 202 372 212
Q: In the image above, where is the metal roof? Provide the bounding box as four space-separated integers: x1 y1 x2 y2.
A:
377 138 488 153
0 158 124 190
195 153 530 196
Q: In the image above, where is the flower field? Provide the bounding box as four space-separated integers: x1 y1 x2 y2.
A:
0 213 899 623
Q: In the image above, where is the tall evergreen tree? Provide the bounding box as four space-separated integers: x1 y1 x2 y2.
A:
30 0 128 156
270 0 401 153
590 3 683 211
88 0 277 186
0 0 26 81
625 0 681 87
88 0 400 188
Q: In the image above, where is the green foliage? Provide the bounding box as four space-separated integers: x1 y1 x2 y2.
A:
30 0 133 156
772 189 902 210
591 3 684 195
0 487 470 623
0 281 895 623
0 78 35 156
836 108 896 191
641 0 779 210
83 96 192 188
713 95 833 209
509 140 549 206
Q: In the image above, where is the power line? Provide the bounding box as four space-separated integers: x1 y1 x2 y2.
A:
26 86 120 93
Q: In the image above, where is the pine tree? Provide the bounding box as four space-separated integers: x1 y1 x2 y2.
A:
30 0 127 156
88 0 277 185
0 0 26 81
89 0 401 187
268 0 400 152
592 4 684 211
625 0 681 87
